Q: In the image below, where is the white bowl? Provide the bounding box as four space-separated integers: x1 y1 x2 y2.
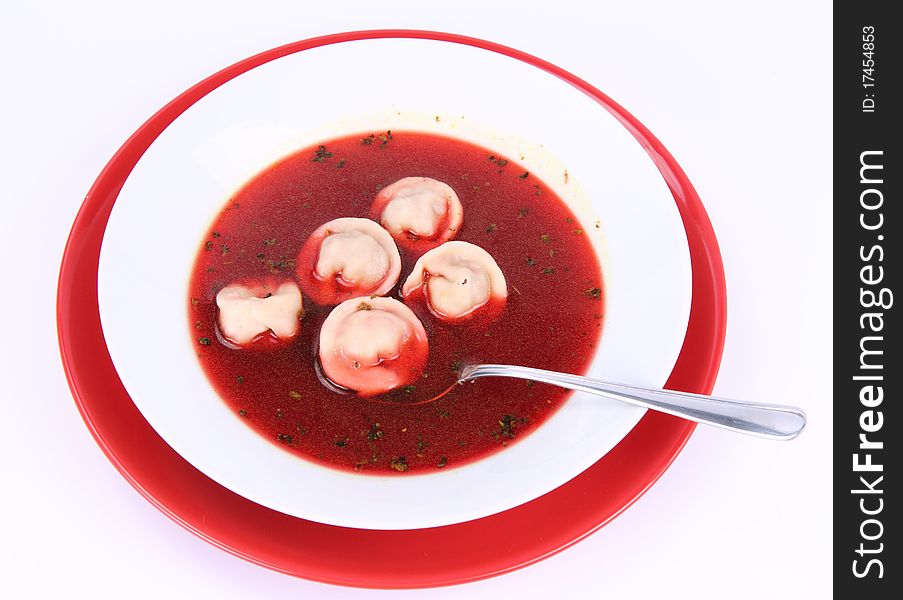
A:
98 37 691 530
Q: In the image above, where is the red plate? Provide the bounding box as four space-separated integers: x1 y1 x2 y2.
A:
57 30 725 589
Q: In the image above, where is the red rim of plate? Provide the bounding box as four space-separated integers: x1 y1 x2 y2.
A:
57 30 726 589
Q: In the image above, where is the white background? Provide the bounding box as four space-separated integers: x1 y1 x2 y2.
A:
0 1 832 598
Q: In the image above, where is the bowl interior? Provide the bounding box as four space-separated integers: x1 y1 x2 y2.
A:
98 38 691 530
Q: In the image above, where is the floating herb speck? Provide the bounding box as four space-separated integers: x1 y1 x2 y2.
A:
198 337 211 346
312 145 333 162
367 423 384 441
288 390 302 399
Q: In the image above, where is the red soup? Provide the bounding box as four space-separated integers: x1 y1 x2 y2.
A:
188 131 604 474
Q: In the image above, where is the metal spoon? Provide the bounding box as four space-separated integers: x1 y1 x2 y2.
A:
457 364 806 440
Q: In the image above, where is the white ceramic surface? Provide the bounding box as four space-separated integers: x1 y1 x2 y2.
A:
98 38 692 530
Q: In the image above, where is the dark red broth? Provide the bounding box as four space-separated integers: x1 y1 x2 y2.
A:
188 131 604 474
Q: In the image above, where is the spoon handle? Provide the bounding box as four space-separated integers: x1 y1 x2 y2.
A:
459 364 806 440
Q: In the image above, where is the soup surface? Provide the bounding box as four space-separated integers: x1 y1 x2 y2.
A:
188 131 604 474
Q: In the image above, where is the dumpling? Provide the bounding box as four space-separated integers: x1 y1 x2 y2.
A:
318 296 429 396
296 217 402 305
216 281 304 346
370 177 464 249
402 241 507 322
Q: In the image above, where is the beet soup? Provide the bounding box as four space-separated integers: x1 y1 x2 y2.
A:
188 131 604 474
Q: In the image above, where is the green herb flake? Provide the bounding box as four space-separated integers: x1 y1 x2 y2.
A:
496 415 528 440
335 158 346 169
526 257 536 267
263 238 277 247
296 422 308 435
236 375 245 384
450 360 464 373
335 438 348 448
437 456 448 468
220 244 230 256
541 267 555 275
277 433 293 444
198 337 211 346
288 390 302 399
402 385 416 394
517 207 529 219
367 423 384 441
312 145 333 162
437 408 451 419
486 223 497 233
204 241 213 251
238 409 247 417
549 249 557 257
390 456 409 472
211 231 221 238
357 301 372 311
275 409 284 419
583 287 603 300
519 171 529 179
573 229 584 235
540 233 551 243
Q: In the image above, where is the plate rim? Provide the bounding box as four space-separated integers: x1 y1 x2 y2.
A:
57 29 726 589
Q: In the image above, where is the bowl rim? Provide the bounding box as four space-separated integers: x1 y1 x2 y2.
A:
93 34 692 529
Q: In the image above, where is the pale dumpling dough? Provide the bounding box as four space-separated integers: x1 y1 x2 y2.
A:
216 282 304 345
402 241 507 320
373 177 463 246
319 296 428 396
297 217 402 305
